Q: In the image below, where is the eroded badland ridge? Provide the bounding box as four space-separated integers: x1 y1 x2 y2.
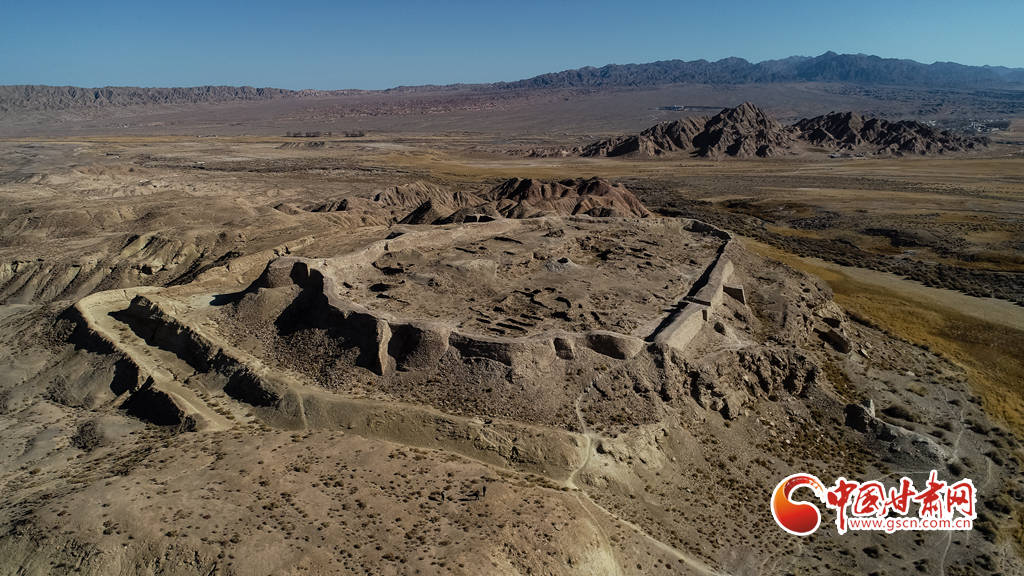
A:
525 102 989 159
0 52 1023 576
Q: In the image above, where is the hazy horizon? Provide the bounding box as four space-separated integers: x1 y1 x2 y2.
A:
4 50 1024 92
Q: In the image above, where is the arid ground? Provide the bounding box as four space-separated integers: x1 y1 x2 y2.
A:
0 96 1022 575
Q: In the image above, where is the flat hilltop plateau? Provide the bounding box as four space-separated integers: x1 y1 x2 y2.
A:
0 95 1022 576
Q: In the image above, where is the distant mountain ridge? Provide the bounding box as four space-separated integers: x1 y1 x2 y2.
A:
2 52 1023 113
498 52 1024 90
0 85 375 114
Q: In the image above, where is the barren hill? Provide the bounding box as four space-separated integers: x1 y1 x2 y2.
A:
691 102 795 158
581 117 707 157
581 102 795 159
792 111 988 154
578 103 988 158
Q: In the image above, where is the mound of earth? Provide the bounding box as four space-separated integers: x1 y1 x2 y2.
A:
792 111 988 155
576 103 988 158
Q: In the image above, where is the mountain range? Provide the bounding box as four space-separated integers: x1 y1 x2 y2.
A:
2 52 1023 114
497 51 1024 90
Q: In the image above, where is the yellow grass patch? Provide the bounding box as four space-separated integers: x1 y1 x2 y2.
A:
744 238 1024 437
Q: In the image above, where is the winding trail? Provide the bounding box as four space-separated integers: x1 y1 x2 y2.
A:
937 388 969 576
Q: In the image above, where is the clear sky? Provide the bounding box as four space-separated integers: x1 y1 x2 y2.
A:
1 0 1021 89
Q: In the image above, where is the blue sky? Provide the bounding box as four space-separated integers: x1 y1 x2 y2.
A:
1 0 1021 89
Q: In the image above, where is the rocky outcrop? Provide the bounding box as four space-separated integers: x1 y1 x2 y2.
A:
582 103 793 158
578 103 987 159
692 102 795 158
792 111 988 155
434 204 504 225
581 117 706 158
309 198 349 212
681 346 821 420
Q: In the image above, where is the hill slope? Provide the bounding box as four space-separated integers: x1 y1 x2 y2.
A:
578 103 988 158
792 111 988 154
